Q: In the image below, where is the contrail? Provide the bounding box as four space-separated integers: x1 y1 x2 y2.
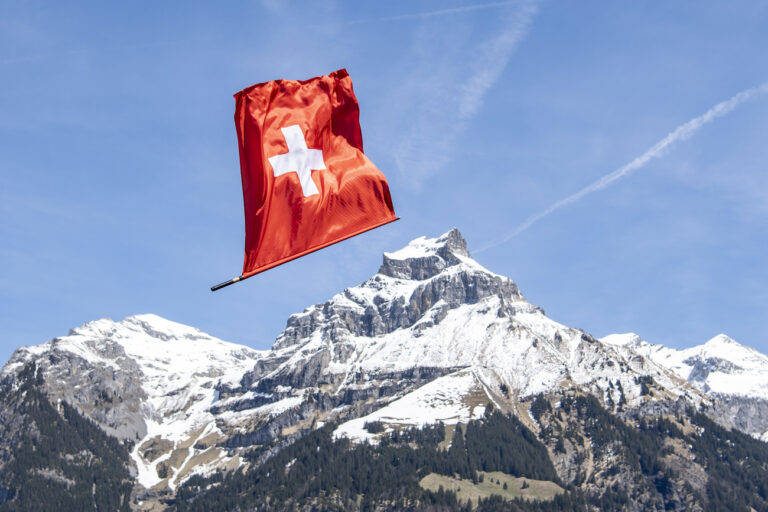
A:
348 1 521 25
476 81 768 254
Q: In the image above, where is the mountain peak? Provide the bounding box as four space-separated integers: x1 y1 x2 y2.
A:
703 334 738 348
272 228 524 350
379 228 472 280
384 228 470 260
600 332 645 348
121 313 210 341
65 314 209 343
696 334 768 369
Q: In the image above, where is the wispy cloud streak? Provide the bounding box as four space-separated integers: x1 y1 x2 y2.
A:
348 1 522 25
457 4 535 120
476 82 768 253
389 0 538 188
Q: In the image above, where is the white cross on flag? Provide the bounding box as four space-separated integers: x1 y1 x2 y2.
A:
267 125 327 196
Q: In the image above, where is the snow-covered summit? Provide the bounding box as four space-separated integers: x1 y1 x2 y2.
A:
272 228 523 351
384 227 470 260
702 333 742 350
601 332 644 348
601 332 768 400
379 228 493 281
5 313 261 384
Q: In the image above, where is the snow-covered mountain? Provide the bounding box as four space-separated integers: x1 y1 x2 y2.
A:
244 229 706 439
603 332 768 440
1 315 270 492
2 228 767 508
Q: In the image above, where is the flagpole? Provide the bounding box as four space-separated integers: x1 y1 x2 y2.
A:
210 217 400 292
210 276 243 292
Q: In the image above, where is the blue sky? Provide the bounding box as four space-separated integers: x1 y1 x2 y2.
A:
2 1 768 362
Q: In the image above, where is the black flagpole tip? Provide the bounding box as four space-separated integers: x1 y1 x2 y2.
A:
210 276 243 292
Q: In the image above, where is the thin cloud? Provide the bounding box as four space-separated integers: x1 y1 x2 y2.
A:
458 5 534 120
348 1 523 25
476 82 768 253
389 0 538 188
0 36 217 67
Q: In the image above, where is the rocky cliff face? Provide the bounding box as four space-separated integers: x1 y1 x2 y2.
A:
271 229 523 350
2 228 767 510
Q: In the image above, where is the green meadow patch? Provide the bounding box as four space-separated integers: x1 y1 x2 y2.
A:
420 471 564 507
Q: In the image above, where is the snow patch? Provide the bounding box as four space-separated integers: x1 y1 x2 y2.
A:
333 369 487 443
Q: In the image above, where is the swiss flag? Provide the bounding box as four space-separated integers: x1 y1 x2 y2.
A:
233 69 397 279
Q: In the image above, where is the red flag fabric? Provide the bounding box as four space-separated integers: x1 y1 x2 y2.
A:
233 69 397 278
